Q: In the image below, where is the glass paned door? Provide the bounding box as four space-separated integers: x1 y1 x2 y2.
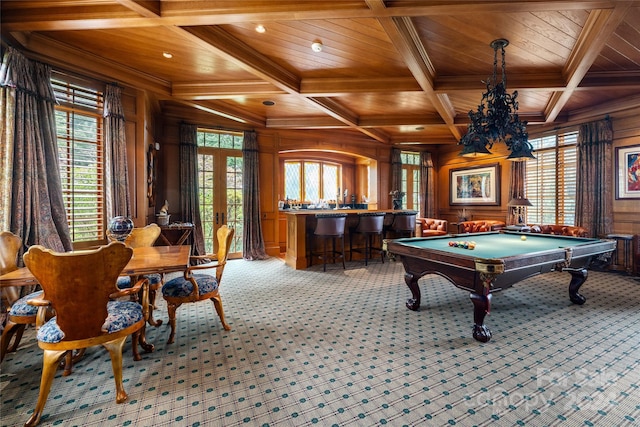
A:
198 150 243 258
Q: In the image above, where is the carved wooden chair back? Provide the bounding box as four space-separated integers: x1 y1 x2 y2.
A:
24 242 134 340
0 231 21 276
21 242 146 427
161 225 234 344
1 231 38 362
0 231 22 306
123 224 161 248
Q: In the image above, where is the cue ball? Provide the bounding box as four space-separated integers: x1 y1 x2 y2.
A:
521 235 527 241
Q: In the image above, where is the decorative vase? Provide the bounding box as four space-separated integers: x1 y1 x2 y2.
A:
392 199 403 210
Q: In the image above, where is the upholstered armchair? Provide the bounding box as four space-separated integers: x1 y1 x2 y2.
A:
162 225 234 344
458 220 506 233
416 218 448 237
22 242 148 427
529 224 588 237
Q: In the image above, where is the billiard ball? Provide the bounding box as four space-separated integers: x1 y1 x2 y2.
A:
521 235 527 241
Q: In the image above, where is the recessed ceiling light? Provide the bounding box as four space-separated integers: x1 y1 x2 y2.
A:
263 100 275 106
255 24 266 33
162 52 173 59
311 41 323 53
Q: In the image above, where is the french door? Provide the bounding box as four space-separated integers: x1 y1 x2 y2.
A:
197 148 243 259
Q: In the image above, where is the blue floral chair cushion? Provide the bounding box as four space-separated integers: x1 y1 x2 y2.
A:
162 274 219 298
37 301 143 343
116 273 161 289
9 290 44 317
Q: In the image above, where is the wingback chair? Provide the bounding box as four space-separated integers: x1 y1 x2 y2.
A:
0 231 45 362
113 224 164 328
162 225 234 344
22 242 149 427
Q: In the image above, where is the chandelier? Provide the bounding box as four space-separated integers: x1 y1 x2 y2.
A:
458 39 535 161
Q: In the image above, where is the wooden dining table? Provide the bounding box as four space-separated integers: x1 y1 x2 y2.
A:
0 245 191 287
0 244 191 362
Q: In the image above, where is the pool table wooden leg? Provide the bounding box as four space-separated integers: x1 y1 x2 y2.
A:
564 267 588 305
403 272 421 311
470 292 492 343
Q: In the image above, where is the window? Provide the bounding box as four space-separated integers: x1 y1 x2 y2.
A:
53 77 105 242
284 160 341 203
401 151 421 210
525 131 577 225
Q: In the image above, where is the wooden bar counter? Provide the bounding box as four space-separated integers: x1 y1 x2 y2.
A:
284 209 402 270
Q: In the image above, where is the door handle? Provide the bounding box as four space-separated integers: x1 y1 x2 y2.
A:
216 212 219 224
221 212 225 224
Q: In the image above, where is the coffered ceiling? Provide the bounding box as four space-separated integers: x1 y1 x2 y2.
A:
2 1 640 147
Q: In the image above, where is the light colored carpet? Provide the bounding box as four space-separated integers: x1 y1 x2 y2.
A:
1 257 639 426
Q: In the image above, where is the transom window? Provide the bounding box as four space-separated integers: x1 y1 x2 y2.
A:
525 131 577 225
284 160 341 203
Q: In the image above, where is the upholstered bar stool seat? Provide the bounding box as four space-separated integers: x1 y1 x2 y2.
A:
349 212 385 266
385 211 418 239
310 213 347 271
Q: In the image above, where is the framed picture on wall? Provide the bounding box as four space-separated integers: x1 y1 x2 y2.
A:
450 163 500 206
616 144 640 199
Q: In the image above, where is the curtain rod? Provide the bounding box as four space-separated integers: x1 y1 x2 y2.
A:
196 124 250 134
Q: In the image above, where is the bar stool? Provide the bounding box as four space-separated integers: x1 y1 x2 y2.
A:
385 211 418 239
349 212 385 265
310 213 347 271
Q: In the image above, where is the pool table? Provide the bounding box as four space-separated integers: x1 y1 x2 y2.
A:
386 231 616 343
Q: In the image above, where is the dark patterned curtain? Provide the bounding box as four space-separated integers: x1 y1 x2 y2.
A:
103 83 131 219
0 46 72 253
179 123 206 256
242 131 268 260
576 118 614 237
390 148 402 206
419 152 435 218
507 162 526 225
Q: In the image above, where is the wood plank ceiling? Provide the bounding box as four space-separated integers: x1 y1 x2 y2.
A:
2 1 640 148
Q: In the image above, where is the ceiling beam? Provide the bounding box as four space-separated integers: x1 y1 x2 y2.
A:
9 32 172 96
367 0 461 141
2 1 621 31
544 3 633 122
172 81 285 100
175 25 391 143
300 77 422 96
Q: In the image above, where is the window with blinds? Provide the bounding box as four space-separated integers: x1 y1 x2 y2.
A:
525 131 577 225
52 78 105 242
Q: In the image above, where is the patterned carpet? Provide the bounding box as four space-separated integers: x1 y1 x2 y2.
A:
1 257 639 427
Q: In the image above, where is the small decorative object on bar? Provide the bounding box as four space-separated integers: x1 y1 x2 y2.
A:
156 200 170 226
389 190 405 210
458 39 535 161
106 215 134 242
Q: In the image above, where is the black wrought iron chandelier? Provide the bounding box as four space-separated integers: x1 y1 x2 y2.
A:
458 39 535 161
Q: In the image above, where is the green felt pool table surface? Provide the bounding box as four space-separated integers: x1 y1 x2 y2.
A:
395 232 598 260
